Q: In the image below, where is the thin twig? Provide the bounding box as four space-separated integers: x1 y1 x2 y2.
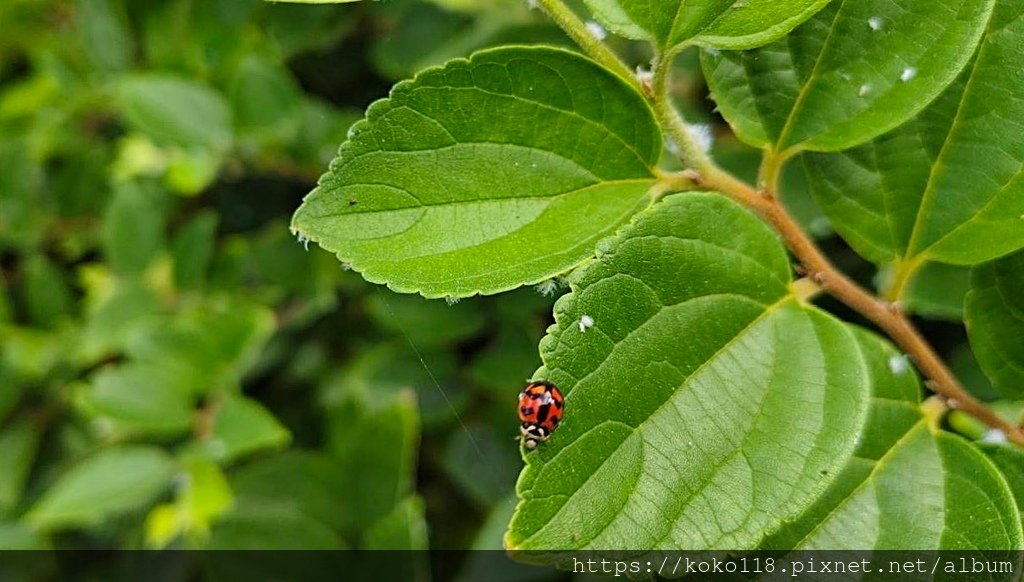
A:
697 165 1024 447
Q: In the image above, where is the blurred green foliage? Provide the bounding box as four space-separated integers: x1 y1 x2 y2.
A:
0 0 566 560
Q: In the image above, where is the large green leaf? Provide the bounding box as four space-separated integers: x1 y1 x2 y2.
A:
27 446 176 530
506 192 872 551
702 0 994 154
584 0 831 50
291 46 661 298
765 329 1022 551
803 0 1024 266
965 250 1024 399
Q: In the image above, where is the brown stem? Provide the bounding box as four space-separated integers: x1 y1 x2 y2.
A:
697 165 1024 447
536 0 1021 447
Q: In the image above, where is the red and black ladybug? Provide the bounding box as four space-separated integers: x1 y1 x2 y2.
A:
518 380 564 449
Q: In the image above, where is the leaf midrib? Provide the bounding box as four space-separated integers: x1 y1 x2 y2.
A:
305 178 653 223
789 420 930 550
773 0 845 152
903 7 1002 261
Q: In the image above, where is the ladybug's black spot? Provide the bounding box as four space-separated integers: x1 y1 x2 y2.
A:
553 399 564 409
550 416 559 426
536 403 550 423
520 406 534 416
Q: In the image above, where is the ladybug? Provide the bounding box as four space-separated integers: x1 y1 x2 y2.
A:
518 380 565 449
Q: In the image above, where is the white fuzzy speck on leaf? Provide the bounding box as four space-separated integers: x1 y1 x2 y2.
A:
981 429 1008 444
292 228 311 251
888 354 910 376
585 21 607 40
535 279 560 297
900 67 917 82
858 84 872 97
635 65 653 86
868 16 883 31
578 315 594 332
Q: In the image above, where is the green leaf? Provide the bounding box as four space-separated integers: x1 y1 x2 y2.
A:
203 393 291 463
230 451 348 532
900 262 971 320
584 0 831 50
263 3 357 58
773 427 1023 550
22 255 74 329
363 495 428 550
949 343 1001 401
78 363 195 436
702 0 994 153
0 421 42 517
206 503 346 549
507 192 872 551
370 3 567 81
77 0 132 74
441 424 519 509
119 74 232 150
28 446 176 530
229 55 303 136
982 444 1024 531
144 456 233 548
101 182 167 275
172 211 218 290
77 275 163 361
0 522 50 550
330 390 420 532
291 46 661 298
469 328 543 397
802 0 1024 265
322 343 465 428
965 250 1024 399
289 100 360 167
366 290 486 348
765 329 1021 550
262 0 361 4
126 298 276 395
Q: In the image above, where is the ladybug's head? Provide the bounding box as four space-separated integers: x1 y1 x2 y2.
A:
520 424 549 450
